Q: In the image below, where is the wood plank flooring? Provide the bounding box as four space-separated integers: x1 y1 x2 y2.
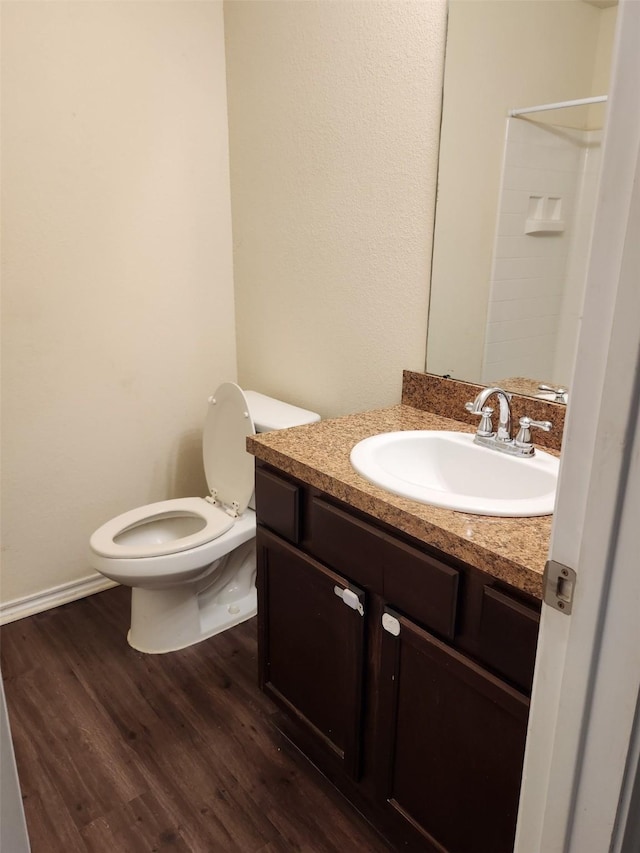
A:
1 586 391 852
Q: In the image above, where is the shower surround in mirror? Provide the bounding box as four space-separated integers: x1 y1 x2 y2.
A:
481 117 602 386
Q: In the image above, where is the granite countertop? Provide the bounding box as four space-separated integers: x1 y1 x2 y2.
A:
247 404 553 599
495 376 568 401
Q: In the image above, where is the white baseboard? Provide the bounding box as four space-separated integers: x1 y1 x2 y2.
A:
0 574 119 626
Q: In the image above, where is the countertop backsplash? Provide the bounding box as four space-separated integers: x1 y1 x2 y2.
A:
401 370 565 452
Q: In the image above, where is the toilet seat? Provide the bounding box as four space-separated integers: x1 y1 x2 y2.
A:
203 382 255 515
90 383 257 562
89 497 235 559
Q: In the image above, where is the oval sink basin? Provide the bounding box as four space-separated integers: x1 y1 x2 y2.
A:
350 430 559 517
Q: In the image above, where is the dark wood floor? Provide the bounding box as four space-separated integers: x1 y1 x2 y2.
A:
1 586 391 853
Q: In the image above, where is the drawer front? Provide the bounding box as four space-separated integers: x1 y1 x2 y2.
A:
383 546 459 640
255 467 301 544
309 498 384 591
479 586 540 692
310 498 458 637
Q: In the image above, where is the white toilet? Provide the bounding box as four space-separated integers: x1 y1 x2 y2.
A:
89 382 320 654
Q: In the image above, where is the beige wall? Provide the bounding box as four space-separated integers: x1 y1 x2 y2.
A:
589 4 617 127
225 0 447 418
1 1 237 605
427 0 612 383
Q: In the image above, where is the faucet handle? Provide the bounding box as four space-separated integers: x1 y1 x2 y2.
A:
515 416 553 448
538 384 568 402
465 403 495 437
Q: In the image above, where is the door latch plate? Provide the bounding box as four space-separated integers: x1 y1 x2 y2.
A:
543 560 576 615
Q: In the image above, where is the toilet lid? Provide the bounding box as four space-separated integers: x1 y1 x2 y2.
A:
203 382 255 515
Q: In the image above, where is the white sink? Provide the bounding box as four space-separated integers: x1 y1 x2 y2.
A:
350 430 559 517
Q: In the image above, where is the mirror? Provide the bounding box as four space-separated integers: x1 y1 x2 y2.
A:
426 0 617 401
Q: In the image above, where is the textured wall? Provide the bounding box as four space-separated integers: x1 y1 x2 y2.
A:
225 0 447 418
1 1 237 605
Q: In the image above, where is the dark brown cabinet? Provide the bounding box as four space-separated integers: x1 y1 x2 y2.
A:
377 609 529 852
258 528 366 779
254 463 540 852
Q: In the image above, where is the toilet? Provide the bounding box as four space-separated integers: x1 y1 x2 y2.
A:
89 382 320 654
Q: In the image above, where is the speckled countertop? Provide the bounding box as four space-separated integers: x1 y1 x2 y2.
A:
247 403 553 599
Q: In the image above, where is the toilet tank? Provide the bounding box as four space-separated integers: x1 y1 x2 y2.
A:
244 390 320 433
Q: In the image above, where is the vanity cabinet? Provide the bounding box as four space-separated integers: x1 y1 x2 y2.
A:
255 464 540 853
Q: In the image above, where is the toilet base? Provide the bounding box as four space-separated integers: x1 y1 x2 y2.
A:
127 540 257 654
127 587 257 654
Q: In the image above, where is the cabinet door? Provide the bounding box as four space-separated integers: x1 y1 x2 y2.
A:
377 609 530 853
257 527 366 779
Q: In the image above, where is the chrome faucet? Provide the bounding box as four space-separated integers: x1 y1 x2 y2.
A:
465 387 552 457
465 387 513 441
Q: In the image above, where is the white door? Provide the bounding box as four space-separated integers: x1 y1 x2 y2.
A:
0 680 30 852
515 2 640 851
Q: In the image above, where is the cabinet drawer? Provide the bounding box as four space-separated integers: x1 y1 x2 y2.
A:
255 468 301 544
310 498 458 637
478 586 540 692
384 547 459 640
309 498 384 591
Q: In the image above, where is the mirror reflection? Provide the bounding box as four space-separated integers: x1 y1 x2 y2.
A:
426 0 617 400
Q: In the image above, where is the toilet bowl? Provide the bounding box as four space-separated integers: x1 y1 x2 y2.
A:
89 382 320 653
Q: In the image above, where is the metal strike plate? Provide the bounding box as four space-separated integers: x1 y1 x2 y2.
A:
543 560 576 615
